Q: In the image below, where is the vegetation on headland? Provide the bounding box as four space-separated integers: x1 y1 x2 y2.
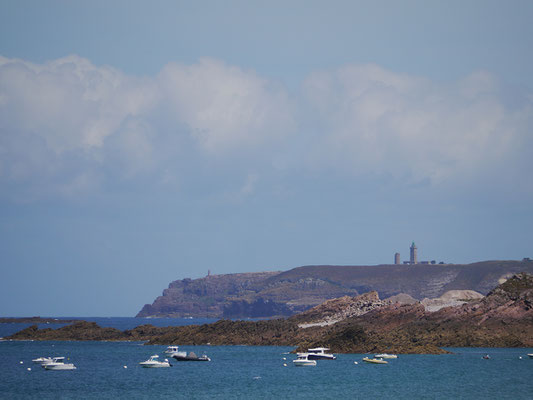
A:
5 273 533 355
137 260 533 319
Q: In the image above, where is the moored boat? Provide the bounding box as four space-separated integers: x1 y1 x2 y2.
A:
139 355 171 368
32 356 53 365
164 346 187 358
375 353 397 359
42 357 77 370
293 353 317 366
307 347 336 360
172 351 210 362
362 357 388 364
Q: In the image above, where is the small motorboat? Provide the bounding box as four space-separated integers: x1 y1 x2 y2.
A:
42 357 77 370
164 346 187 358
375 353 398 359
293 353 317 367
172 351 210 362
307 347 336 360
32 356 53 365
362 357 388 364
139 355 171 368
483 354 490 360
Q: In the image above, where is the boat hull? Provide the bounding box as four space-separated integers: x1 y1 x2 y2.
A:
44 364 76 370
363 357 388 364
172 355 210 362
293 360 317 366
307 354 336 360
139 362 170 368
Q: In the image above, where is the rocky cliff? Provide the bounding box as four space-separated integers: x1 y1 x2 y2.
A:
8 273 533 354
300 272 533 353
137 260 533 318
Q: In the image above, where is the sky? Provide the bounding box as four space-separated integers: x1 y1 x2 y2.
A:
1 0 532 317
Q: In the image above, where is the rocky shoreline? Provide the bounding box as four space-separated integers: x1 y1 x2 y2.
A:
5 273 533 355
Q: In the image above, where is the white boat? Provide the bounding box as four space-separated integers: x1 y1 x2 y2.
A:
172 351 211 362
32 356 53 365
362 357 388 364
293 353 317 366
375 353 398 359
307 347 336 360
527 354 533 358
164 346 187 358
42 357 77 370
139 355 171 368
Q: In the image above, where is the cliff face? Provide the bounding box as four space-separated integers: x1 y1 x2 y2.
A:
8 273 533 354
137 260 533 318
137 272 281 318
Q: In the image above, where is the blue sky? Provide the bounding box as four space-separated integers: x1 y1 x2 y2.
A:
1 0 532 317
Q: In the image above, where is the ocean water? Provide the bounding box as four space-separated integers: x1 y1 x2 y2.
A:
1 318 532 399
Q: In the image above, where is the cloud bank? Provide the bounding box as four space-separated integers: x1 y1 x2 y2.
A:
1 55 531 200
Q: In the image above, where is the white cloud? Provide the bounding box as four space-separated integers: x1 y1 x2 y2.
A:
0 55 155 153
302 64 533 188
0 56 532 201
158 58 295 154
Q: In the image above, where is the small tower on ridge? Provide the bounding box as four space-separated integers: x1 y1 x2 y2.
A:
394 252 400 265
410 242 418 264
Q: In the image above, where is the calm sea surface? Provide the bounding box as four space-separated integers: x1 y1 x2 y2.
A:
1 318 532 399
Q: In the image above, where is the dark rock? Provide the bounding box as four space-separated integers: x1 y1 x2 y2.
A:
7 273 533 355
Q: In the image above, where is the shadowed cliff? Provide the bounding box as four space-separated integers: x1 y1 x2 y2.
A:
136 260 533 318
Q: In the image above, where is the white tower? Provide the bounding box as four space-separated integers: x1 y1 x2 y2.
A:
410 242 418 264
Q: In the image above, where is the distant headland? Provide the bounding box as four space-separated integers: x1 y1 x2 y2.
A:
137 259 533 319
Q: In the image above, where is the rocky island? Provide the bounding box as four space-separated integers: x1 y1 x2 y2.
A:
7 272 533 354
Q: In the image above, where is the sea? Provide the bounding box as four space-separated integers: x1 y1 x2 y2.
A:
1 317 532 399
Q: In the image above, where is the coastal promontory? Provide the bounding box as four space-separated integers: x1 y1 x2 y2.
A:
137 260 533 319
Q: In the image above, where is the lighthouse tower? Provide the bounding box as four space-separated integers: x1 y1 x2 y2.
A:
410 242 418 264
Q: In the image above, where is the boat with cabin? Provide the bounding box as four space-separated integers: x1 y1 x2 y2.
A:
172 351 211 362
293 353 317 366
42 357 77 370
139 355 171 368
164 346 187 358
32 356 53 365
375 353 397 359
307 347 336 360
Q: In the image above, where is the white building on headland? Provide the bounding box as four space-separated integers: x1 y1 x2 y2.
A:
410 242 418 264
397 242 442 265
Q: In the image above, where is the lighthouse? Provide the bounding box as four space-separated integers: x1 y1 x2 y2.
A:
410 242 418 264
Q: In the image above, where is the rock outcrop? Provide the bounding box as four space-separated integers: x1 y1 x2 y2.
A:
421 290 484 312
302 272 533 353
7 321 124 341
292 291 390 328
137 260 533 318
385 293 418 305
8 273 533 355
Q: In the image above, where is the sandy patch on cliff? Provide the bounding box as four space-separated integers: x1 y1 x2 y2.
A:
422 290 484 312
